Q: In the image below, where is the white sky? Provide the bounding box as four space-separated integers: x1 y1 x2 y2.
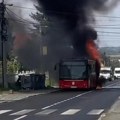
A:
95 3 120 47
4 0 37 20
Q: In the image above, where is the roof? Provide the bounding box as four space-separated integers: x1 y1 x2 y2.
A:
114 67 120 70
101 67 111 70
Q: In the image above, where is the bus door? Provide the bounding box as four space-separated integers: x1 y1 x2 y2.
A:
88 63 96 88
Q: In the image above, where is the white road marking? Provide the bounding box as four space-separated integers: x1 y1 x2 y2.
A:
14 115 27 120
10 109 35 115
36 109 57 115
61 109 80 115
42 91 92 110
0 110 12 114
87 109 104 115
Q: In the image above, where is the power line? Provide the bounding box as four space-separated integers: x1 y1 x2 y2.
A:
6 13 120 33
97 31 120 34
98 37 120 39
6 11 34 25
95 15 120 19
8 5 37 11
7 5 120 19
95 26 120 29
5 7 120 35
6 6 120 28
5 12 35 32
7 8 120 27
93 23 120 27
98 36 120 38
8 5 120 18
6 8 36 24
98 34 120 37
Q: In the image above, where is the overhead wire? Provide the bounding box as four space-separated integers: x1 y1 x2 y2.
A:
8 5 37 11
5 6 120 38
8 5 120 18
5 9 36 32
6 7 36 24
6 5 120 27
7 5 120 19
5 5 120 46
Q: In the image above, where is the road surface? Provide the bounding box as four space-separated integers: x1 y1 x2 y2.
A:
0 80 120 120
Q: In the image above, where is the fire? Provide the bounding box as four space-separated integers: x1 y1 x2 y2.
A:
13 33 31 50
86 39 106 89
86 39 101 61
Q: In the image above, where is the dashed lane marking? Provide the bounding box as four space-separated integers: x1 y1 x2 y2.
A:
10 109 35 115
14 115 27 120
61 109 80 115
42 91 92 110
87 109 104 115
0 110 12 114
36 109 57 115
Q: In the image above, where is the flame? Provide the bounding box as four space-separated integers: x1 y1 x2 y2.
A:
13 33 31 50
86 39 101 63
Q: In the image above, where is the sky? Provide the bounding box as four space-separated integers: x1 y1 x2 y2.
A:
3 0 37 20
95 3 120 47
1 0 120 48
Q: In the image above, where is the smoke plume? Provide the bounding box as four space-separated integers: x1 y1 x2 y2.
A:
3 0 41 70
2 0 119 75
37 0 120 61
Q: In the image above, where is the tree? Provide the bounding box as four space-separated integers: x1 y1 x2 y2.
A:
30 5 50 72
7 56 21 74
30 5 49 36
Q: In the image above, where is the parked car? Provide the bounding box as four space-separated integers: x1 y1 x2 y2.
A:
114 67 120 79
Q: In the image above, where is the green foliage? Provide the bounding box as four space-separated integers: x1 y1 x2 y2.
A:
7 57 21 74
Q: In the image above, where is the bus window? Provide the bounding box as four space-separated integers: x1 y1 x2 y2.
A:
59 64 87 80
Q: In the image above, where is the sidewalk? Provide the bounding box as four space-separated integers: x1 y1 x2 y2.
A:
100 98 120 120
0 88 58 103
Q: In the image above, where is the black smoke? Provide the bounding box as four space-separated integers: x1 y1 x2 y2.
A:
37 0 119 57
4 0 41 70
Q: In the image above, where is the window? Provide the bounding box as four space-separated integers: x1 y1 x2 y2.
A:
59 64 87 80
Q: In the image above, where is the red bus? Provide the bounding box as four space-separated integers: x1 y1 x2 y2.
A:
58 58 100 89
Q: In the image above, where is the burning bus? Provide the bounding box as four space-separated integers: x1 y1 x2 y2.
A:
57 58 100 89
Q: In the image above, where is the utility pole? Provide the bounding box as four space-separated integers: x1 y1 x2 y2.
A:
0 0 7 88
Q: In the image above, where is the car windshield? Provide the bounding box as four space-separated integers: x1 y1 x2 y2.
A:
59 65 87 80
115 71 120 73
100 70 110 74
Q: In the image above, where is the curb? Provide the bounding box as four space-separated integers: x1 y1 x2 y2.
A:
0 89 59 102
98 98 120 120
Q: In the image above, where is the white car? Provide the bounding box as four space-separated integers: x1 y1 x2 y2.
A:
99 67 113 81
114 67 120 79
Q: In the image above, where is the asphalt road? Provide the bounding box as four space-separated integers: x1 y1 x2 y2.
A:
0 80 120 120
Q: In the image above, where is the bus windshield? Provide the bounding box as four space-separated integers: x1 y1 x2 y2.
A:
115 70 120 73
59 64 87 80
